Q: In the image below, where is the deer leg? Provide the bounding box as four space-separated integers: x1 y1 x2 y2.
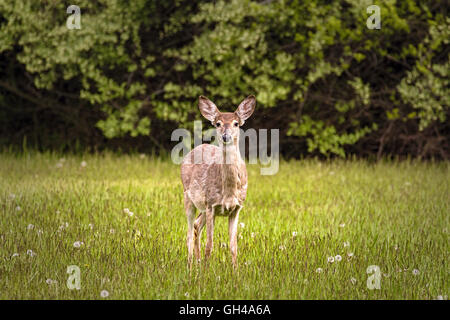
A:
184 196 196 269
205 207 215 260
194 213 206 261
228 207 241 267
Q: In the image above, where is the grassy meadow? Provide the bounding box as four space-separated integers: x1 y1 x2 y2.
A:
0 152 448 299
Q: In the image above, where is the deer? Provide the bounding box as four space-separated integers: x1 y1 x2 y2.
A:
181 95 256 268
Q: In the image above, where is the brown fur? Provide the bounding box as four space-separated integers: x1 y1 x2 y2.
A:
181 96 255 268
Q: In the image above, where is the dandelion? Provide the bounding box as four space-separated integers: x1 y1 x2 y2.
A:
327 256 335 263
27 249 36 257
394 245 399 251
339 223 345 228
27 224 35 230
412 269 420 275
292 231 298 237
239 222 245 228
88 223 94 230
279 245 286 251
184 292 189 297
250 232 256 238
220 242 227 248
15 206 21 211
124 208 134 217
343 241 350 247
347 252 354 258
147 212 151 217
350 277 357 285
73 241 82 248
100 290 109 298
11 253 19 258
80 161 87 168
110 228 115 234
335 255 342 262
316 268 323 273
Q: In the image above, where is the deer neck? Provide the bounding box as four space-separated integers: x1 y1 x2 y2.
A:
220 141 241 200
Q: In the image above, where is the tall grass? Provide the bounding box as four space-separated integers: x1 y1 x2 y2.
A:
0 152 448 299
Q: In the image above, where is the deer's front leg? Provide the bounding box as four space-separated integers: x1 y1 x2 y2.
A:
205 207 215 260
228 207 240 267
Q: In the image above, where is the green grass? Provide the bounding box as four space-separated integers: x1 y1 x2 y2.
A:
0 152 448 299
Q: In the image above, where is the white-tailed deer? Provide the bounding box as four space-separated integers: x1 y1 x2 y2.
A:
181 95 256 268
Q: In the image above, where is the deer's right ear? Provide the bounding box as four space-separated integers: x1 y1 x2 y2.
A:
199 96 219 123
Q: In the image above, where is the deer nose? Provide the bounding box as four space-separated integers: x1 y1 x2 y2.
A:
222 134 232 143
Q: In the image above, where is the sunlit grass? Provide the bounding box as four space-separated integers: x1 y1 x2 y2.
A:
0 152 448 299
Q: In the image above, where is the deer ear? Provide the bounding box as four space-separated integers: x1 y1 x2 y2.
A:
199 96 219 123
235 95 256 124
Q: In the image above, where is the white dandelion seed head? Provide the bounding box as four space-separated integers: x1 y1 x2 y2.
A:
26 249 36 257
73 241 82 248
339 223 345 228
80 161 87 167
316 268 323 273
220 242 227 248
279 245 286 250
128 211 134 217
292 231 298 237
15 206 21 211
100 290 109 298
11 253 19 258
239 222 245 228
110 228 115 234
350 277 357 285
251 232 255 238
343 241 350 247
27 224 35 230
88 224 94 230
412 269 420 275
184 292 189 297
46 279 53 285
335 255 342 262
37 229 43 236
327 256 335 263
9 193 16 200
347 252 354 257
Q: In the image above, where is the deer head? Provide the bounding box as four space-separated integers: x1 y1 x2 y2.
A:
198 95 256 146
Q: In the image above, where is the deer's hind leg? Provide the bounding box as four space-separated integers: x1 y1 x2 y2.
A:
194 213 206 261
184 194 196 268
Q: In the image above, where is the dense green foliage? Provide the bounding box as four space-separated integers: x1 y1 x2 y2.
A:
0 153 448 299
0 0 448 158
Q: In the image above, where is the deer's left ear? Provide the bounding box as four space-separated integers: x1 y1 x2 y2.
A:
235 95 256 125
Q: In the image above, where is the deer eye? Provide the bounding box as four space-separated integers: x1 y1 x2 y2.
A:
234 122 239 127
216 122 221 127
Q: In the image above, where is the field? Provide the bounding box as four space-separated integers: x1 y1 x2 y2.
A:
0 152 448 299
